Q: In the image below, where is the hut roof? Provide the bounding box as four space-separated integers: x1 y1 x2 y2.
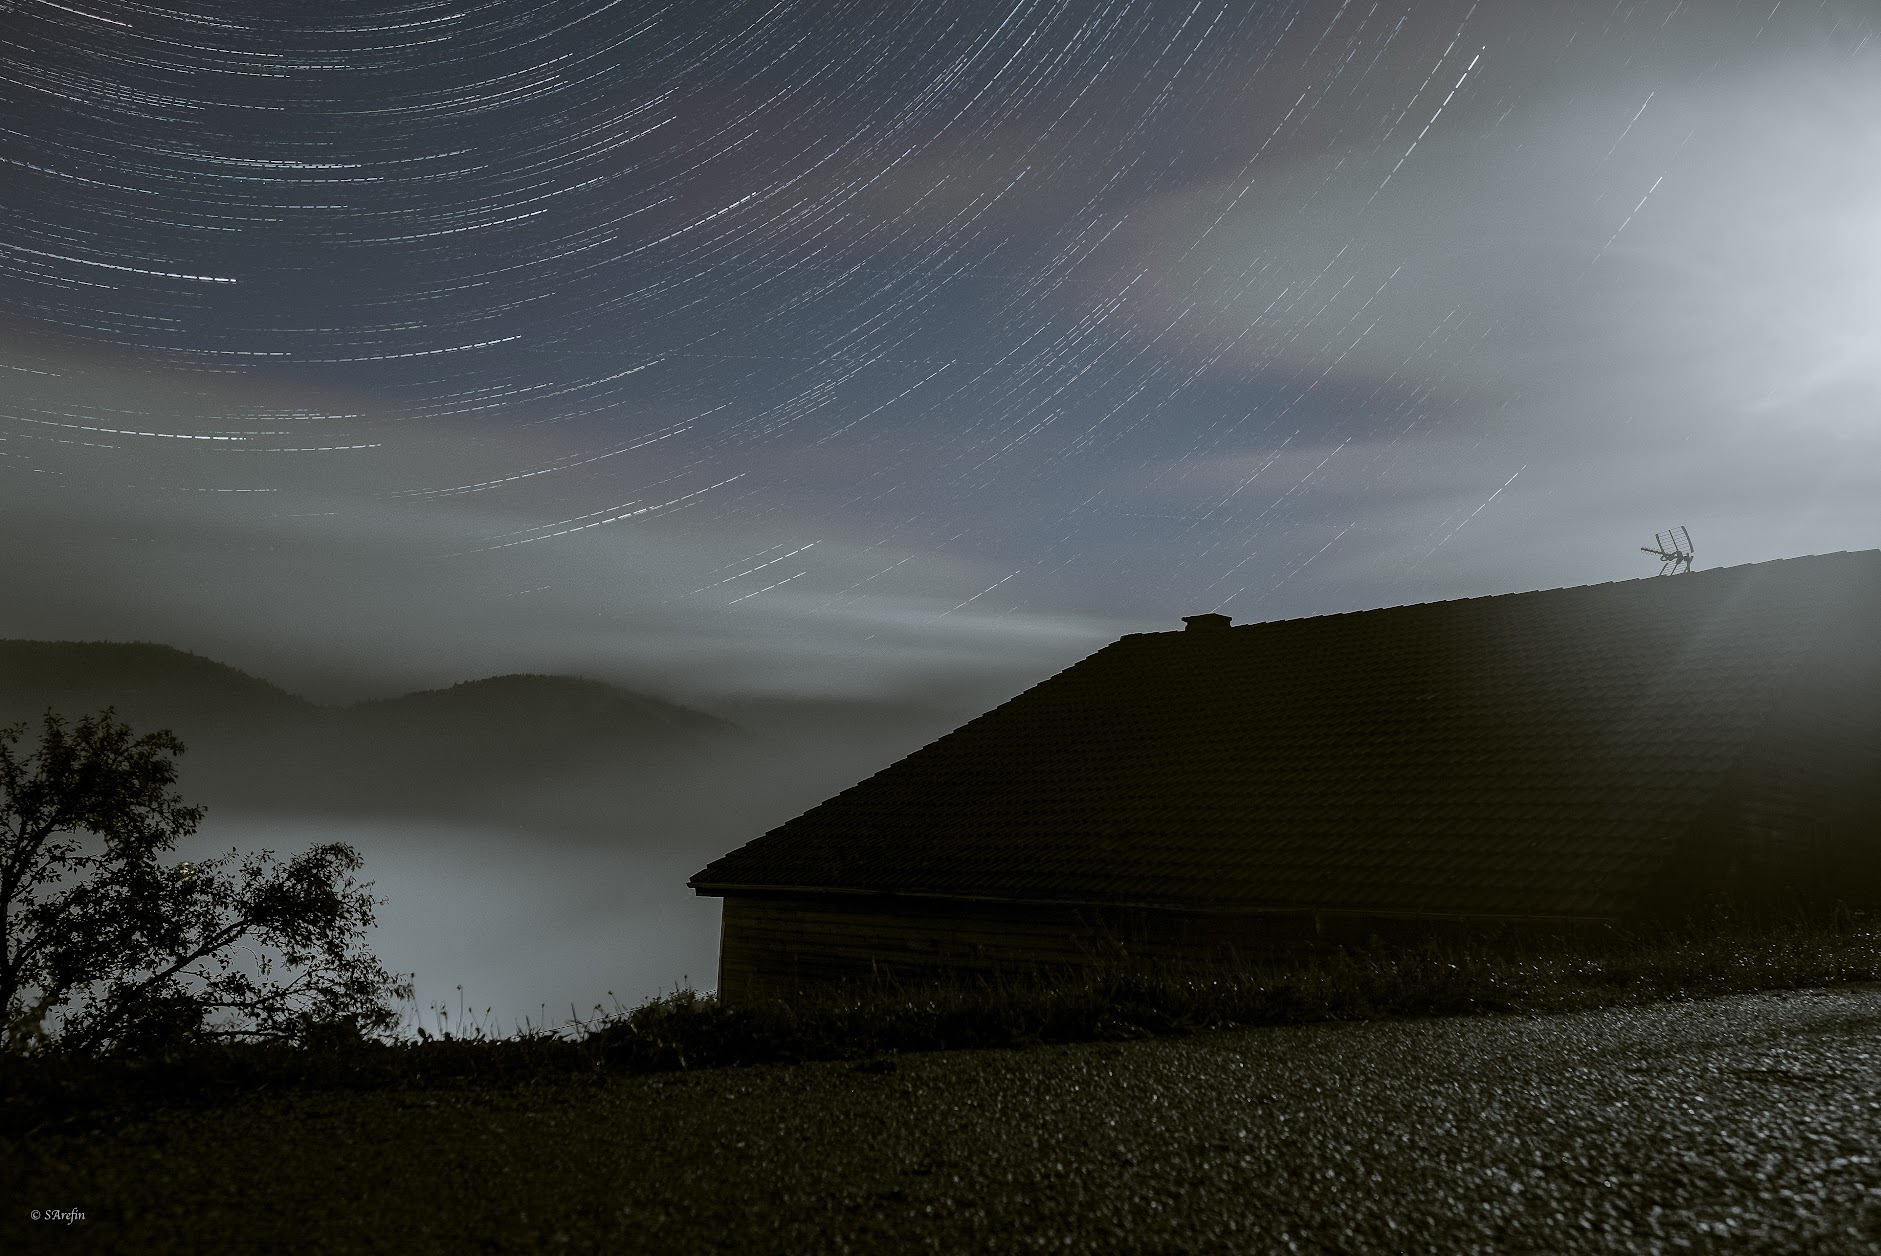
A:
691 551 1881 920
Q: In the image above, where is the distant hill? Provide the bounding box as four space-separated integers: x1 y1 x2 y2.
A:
346 673 734 746
0 640 312 737
324 674 746 811
0 641 747 825
0 640 977 846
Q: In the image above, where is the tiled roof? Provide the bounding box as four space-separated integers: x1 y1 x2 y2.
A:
692 552 1881 920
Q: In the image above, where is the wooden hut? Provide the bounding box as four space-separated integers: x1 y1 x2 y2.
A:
691 552 1881 1001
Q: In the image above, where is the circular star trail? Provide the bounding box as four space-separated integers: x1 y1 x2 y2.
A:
3 0 1877 696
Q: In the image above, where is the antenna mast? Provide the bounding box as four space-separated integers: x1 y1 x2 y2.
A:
1641 526 1695 575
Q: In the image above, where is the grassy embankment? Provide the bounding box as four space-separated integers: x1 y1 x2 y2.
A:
5 913 1879 1141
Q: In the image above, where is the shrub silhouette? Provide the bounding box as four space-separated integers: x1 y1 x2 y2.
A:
0 709 409 1056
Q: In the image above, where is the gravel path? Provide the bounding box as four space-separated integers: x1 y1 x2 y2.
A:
9 986 1881 1254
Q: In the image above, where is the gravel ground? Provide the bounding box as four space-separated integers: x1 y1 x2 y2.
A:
7 985 1881 1254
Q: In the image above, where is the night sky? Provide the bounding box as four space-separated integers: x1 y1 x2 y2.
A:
4 0 1879 704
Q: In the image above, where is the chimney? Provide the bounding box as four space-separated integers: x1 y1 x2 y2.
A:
1181 613 1232 632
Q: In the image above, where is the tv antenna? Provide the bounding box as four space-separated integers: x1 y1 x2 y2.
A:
1641 526 1694 575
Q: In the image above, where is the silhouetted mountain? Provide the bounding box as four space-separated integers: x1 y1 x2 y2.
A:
346 673 733 748
315 674 748 815
0 639 312 739
0 641 749 828
0 640 983 849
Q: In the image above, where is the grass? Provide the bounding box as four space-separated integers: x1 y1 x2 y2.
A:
5 911 1880 1143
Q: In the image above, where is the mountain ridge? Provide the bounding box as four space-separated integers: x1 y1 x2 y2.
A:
0 639 978 847
0 640 748 825
0 639 729 733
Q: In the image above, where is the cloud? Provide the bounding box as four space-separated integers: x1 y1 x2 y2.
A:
1108 43 1881 436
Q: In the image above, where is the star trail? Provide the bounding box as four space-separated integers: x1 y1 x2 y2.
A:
2 0 1878 702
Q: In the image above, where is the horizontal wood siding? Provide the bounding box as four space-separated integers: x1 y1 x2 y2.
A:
715 893 1599 1003
719 894 1310 1002
1723 628 1881 912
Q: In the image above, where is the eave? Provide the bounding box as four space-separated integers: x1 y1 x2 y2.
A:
688 880 1620 928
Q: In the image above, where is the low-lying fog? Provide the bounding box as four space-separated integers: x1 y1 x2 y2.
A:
0 638 1017 1037
166 696 971 1037
185 816 725 1035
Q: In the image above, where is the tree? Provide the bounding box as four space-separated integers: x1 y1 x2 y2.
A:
0 709 409 1055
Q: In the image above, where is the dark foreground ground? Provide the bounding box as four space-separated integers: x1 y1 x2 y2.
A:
7 986 1881 1255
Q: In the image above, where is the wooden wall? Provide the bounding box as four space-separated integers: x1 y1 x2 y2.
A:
714 892 1601 1003
1723 625 1881 912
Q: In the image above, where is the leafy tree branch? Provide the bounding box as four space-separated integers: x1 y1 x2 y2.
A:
1 710 409 1056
